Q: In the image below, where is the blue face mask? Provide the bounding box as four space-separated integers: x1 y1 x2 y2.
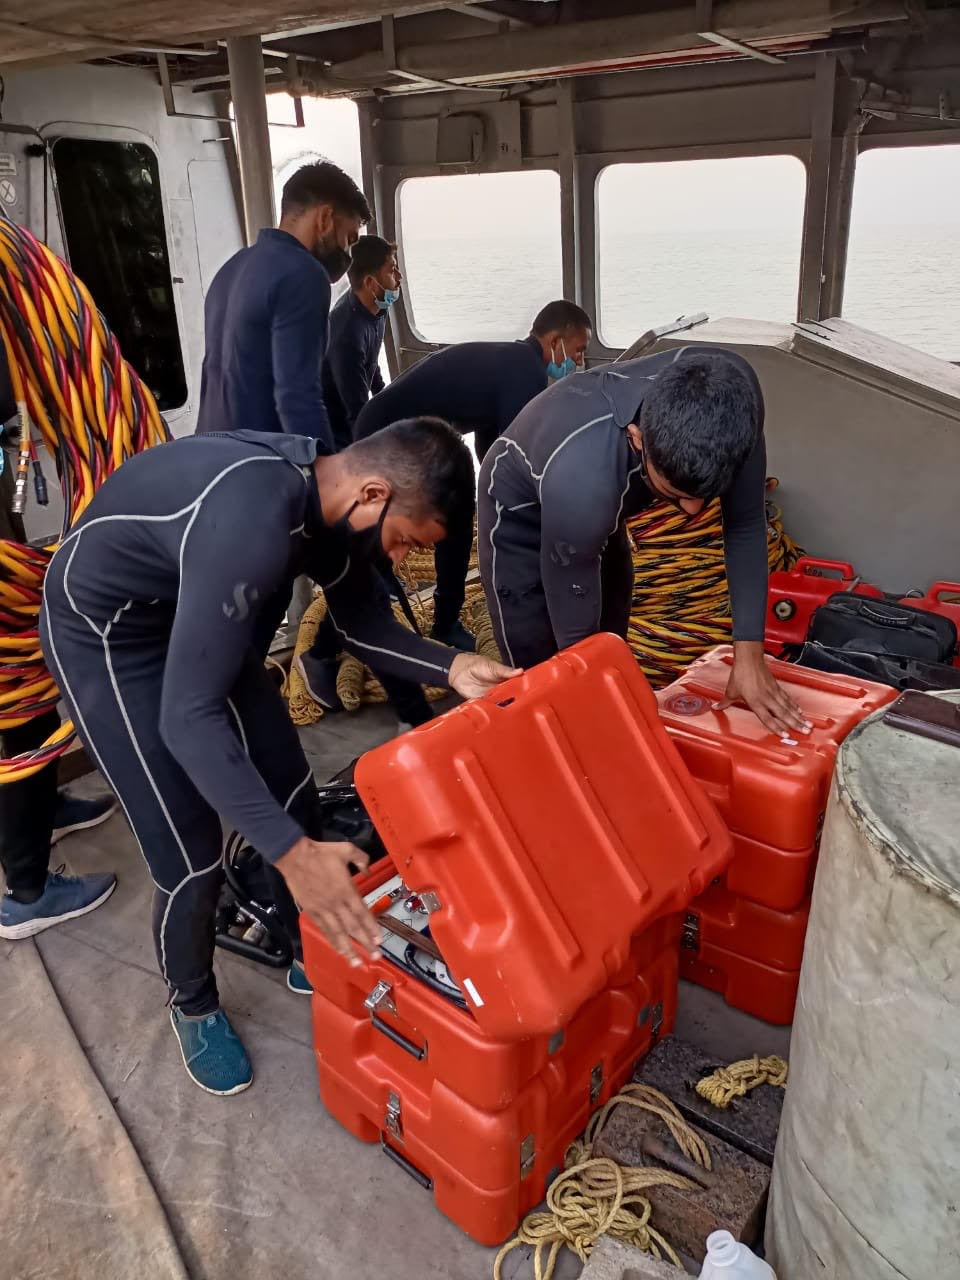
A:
375 285 400 312
546 340 578 380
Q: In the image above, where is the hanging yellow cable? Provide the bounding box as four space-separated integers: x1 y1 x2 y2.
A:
627 483 802 689
0 213 170 782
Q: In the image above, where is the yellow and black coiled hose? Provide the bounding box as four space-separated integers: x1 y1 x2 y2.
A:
0 213 169 781
626 484 801 689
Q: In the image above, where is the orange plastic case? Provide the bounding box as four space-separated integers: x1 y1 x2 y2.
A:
303 934 678 1245
682 882 811 972
657 647 896 910
679 943 801 1026
301 634 732 1244
353 632 732 1040
765 556 882 651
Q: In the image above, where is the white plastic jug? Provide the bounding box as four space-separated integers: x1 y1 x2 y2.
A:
698 1231 777 1279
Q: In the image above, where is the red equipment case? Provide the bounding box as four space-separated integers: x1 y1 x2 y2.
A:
678 884 808 1024
765 556 882 651
679 942 801 1026
657 646 897 910
681 882 810 972
899 582 960 657
301 633 732 1243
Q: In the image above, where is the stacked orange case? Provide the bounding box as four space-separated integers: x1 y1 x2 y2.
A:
301 634 732 1243
658 646 897 1023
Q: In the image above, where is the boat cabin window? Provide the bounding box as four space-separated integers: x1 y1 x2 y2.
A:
596 155 806 347
51 138 187 411
844 144 960 362
398 170 562 342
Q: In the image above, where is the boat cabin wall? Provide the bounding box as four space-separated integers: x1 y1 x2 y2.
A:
0 63 243 541
359 40 960 593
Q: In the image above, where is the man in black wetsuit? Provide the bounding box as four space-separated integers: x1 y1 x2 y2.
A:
478 347 809 735
349 299 593 654
321 234 400 450
40 419 517 1096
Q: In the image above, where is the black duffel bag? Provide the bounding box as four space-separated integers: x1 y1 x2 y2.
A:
807 595 957 663
797 641 960 693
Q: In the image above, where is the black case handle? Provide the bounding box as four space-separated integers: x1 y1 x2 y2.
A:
380 1138 433 1190
372 1015 427 1061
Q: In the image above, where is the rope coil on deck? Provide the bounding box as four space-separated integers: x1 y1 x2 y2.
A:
696 1054 789 1110
627 482 801 689
494 1083 707 1280
0 212 169 781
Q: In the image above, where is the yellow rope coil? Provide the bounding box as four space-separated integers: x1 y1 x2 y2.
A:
493 1082 707 1280
627 483 802 689
0 214 169 781
695 1055 789 1110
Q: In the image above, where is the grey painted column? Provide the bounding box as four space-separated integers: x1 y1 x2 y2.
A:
226 36 276 243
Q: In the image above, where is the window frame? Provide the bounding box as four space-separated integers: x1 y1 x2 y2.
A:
840 135 960 362
590 148 809 354
50 131 188 413
392 163 564 350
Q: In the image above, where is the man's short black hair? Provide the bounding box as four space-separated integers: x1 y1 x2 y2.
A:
348 235 397 288
343 417 475 533
531 300 593 337
280 161 371 222
639 353 761 499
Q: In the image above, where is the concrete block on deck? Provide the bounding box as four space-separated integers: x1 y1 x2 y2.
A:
581 1236 685 1280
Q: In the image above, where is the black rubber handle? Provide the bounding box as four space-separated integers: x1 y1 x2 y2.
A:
859 602 913 629
372 1015 427 1061
380 1138 433 1190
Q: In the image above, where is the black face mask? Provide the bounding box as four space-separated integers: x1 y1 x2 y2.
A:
339 496 392 566
317 245 351 283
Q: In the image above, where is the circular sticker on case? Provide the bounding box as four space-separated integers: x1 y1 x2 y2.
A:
662 692 709 717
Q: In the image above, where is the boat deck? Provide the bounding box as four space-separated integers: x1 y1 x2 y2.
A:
3 703 789 1280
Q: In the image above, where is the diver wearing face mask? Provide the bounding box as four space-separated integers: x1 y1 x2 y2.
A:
547 338 579 381
322 235 403 451
196 161 370 446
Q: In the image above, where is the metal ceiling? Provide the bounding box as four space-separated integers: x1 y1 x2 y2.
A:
0 0 951 97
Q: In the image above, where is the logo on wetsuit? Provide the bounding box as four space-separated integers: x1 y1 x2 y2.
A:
223 583 260 621
551 540 577 567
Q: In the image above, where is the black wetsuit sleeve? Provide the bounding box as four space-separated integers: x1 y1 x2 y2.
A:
327 333 373 437
538 447 626 651
721 432 768 642
271 271 334 451
323 555 456 685
159 482 306 863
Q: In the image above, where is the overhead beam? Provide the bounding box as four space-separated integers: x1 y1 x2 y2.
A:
301 0 913 95
0 1 456 69
446 3 532 28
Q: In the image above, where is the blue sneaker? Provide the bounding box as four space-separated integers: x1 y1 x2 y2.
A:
51 789 118 845
286 959 313 996
170 1007 253 1096
0 868 116 940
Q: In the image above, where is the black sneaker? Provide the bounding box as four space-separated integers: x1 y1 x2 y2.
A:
293 653 344 711
431 620 476 652
51 790 119 846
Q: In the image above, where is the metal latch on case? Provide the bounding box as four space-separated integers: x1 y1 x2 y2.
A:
385 1091 403 1142
651 1001 663 1042
520 1134 536 1179
590 1062 604 1104
365 980 396 1017
681 912 700 952
419 892 441 914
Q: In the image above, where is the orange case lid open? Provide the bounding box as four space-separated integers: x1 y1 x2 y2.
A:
354 633 731 1039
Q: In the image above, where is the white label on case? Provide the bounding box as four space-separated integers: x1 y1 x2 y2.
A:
463 978 484 1007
